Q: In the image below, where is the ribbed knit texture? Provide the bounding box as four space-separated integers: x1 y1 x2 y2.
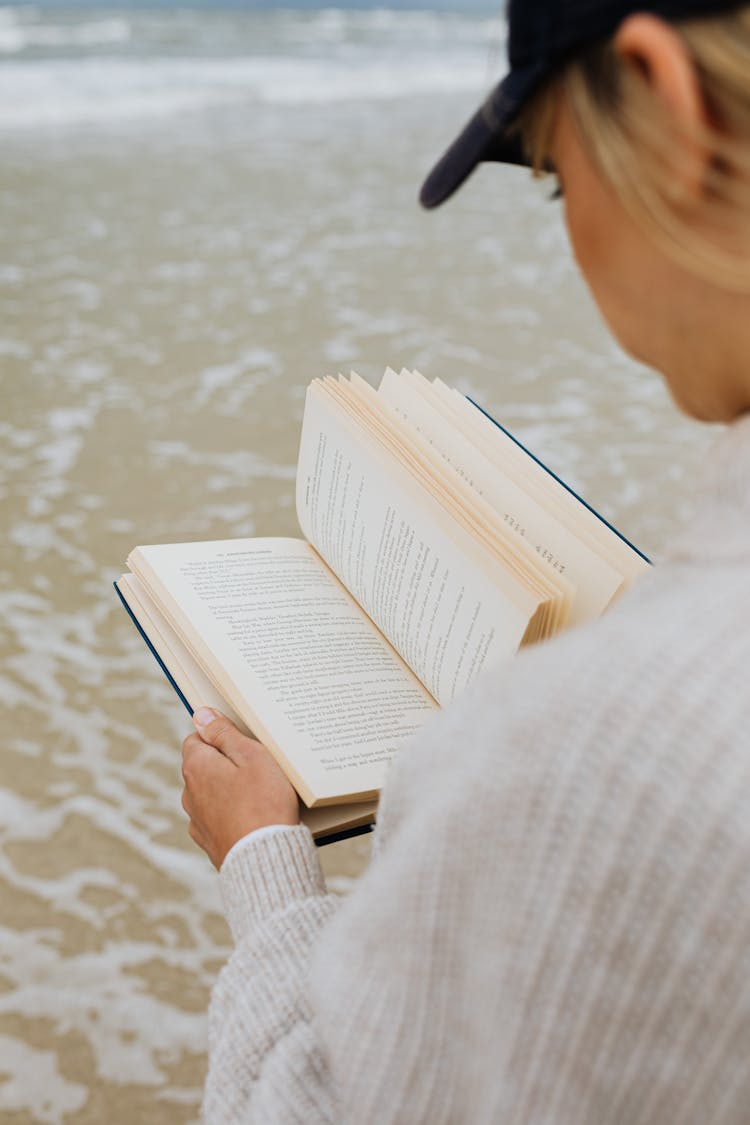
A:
205 415 750 1124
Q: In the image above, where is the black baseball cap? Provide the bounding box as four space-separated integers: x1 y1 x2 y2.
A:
419 0 744 209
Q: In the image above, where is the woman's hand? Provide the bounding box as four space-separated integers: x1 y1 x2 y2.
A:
181 708 300 869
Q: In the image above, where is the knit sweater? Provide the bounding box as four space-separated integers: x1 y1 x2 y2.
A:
204 414 750 1124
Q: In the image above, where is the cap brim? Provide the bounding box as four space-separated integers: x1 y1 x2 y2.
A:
419 64 548 209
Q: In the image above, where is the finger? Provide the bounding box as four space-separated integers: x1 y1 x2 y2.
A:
187 819 207 850
192 708 251 766
181 733 213 780
181 787 191 816
182 731 204 760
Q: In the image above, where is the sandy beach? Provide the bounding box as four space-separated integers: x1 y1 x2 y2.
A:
0 4 715 1121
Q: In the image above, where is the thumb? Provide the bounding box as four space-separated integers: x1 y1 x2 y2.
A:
192 707 247 765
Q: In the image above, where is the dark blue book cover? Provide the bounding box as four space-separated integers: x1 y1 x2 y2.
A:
114 580 374 848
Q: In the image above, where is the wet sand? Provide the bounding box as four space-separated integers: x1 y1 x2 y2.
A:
0 21 715 1122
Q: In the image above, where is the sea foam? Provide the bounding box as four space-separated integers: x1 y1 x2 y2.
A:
0 5 503 129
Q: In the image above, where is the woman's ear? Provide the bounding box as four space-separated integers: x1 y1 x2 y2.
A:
614 13 709 199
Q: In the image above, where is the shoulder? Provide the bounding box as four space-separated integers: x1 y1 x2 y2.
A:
311 550 750 1121
379 550 750 843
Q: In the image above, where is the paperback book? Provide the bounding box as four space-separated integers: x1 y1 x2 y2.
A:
116 370 648 844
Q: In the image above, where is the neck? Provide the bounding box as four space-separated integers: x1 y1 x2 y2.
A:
656 275 750 423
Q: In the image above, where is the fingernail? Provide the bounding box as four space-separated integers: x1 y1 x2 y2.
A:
193 707 216 728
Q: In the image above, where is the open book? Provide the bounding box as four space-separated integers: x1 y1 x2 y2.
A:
117 370 649 844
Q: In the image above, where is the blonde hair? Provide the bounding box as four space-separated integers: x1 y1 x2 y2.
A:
518 5 750 290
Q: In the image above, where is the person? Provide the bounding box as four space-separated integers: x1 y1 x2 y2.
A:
180 0 750 1120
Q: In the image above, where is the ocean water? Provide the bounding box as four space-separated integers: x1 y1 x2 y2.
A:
0 4 713 1122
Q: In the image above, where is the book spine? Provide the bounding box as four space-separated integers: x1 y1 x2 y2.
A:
313 823 375 847
114 582 374 849
114 580 193 715
467 397 651 564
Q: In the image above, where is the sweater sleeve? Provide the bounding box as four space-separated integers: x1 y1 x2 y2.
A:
203 825 341 1124
200 529 750 1124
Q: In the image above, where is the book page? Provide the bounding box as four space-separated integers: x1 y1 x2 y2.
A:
430 377 648 586
377 368 624 625
333 374 567 613
116 574 378 839
296 384 538 706
128 538 436 806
